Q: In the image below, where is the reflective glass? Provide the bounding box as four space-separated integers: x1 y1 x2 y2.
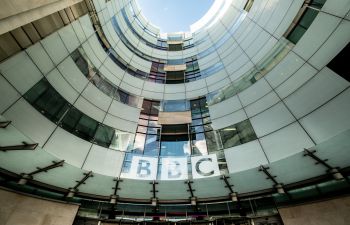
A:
24 79 70 123
144 134 160 156
162 100 189 112
219 120 257 149
74 115 98 141
94 124 114 148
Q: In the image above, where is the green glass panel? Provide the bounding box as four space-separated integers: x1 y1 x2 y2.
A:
24 79 49 103
24 78 69 123
60 107 82 132
219 120 257 149
94 124 114 148
74 115 98 141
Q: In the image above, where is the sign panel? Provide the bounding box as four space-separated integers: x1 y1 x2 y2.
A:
128 156 158 180
164 64 187 71
158 111 192 125
160 157 188 180
191 154 220 179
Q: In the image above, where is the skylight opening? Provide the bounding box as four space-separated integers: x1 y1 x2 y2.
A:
136 0 214 34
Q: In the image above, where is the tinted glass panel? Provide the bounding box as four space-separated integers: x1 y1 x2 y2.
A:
94 124 114 147
219 120 257 149
24 79 70 123
74 115 98 141
60 107 82 131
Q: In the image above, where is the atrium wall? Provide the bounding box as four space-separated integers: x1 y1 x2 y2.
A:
0 189 79 225
278 196 350 225
0 0 349 223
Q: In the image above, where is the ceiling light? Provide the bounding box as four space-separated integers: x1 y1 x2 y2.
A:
330 168 344 180
224 128 236 131
230 192 238 202
110 194 118 204
190 197 197 206
151 197 158 206
67 188 76 198
18 174 31 185
275 184 285 194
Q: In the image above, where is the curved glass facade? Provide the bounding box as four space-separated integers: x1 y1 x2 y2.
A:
0 0 349 219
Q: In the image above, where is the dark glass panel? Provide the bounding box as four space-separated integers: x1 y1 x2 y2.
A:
34 87 68 123
219 120 257 149
24 79 49 103
287 7 319 44
24 79 69 123
236 120 257 143
166 71 185 84
60 107 82 132
327 43 349 82
220 125 241 149
94 124 114 147
205 131 222 152
168 44 183 51
74 115 98 141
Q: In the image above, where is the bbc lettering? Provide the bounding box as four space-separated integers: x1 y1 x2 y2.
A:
127 154 220 180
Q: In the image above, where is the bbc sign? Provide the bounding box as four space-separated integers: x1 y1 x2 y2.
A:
125 154 220 180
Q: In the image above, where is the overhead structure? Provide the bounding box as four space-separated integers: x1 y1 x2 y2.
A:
0 0 349 224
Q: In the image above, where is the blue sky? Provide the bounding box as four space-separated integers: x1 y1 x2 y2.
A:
136 0 214 33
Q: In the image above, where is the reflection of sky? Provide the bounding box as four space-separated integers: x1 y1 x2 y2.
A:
193 139 207 155
133 134 145 152
161 141 191 156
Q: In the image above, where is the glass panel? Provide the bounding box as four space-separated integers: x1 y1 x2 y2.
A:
133 133 146 153
94 124 114 148
137 126 147 133
60 107 82 132
162 100 189 112
207 38 292 105
74 115 98 141
237 120 257 143
24 79 70 123
34 87 69 123
287 7 320 44
205 131 222 152
111 131 134 151
24 79 49 103
219 120 257 148
191 133 207 155
160 138 191 156
144 134 159 156
220 125 241 149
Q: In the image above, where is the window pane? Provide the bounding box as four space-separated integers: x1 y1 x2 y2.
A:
205 131 222 152
237 120 257 143
219 120 257 149
144 134 159 156
60 107 82 132
220 126 241 149
94 124 114 147
35 87 69 123
74 115 98 141
191 133 207 155
24 79 49 103
111 131 134 151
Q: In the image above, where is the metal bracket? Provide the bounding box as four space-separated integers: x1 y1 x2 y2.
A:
0 142 38 151
0 121 11 128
